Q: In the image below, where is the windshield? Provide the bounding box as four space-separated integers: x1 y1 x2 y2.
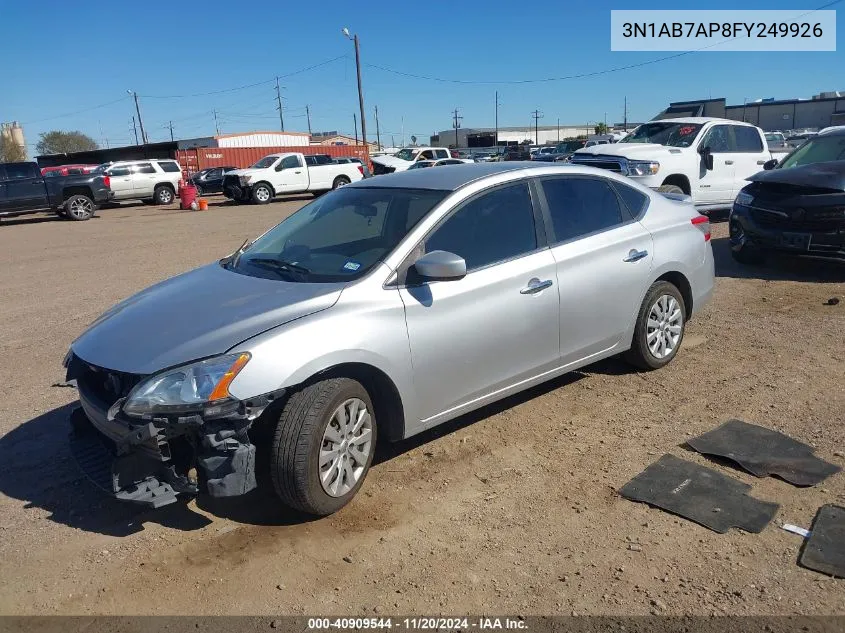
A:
765 133 783 142
779 134 845 169
620 122 703 147
92 164 110 173
250 156 279 169
394 149 419 161
224 187 449 282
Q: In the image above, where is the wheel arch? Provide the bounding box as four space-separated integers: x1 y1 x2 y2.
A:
660 174 691 195
652 270 693 318
62 186 94 201
253 180 276 196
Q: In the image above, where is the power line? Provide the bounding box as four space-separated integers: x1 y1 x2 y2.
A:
21 96 131 125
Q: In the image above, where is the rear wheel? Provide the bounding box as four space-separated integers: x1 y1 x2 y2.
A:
332 176 351 189
251 183 273 204
625 281 686 370
153 185 174 205
64 195 95 221
271 377 377 516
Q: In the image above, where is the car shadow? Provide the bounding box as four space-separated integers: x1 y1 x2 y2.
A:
712 236 845 283
0 213 62 226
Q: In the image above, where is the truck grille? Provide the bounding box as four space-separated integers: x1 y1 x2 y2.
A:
372 163 395 176
568 155 625 173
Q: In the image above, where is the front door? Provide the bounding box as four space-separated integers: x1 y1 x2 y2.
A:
275 155 309 193
537 175 654 364
106 166 134 200
729 124 769 198
695 124 736 205
398 181 560 426
131 162 157 198
3 163 49 210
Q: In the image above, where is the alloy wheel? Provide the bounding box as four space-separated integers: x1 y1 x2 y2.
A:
68 198 93 219
646 295 683 359
319 398 374 497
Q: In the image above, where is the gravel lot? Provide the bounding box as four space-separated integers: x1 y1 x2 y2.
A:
0 197 843 616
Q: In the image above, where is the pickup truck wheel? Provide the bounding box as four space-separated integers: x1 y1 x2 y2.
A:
657 184 685 194
332 176 351 190
153 185 175 205
64 195 95 221
252 183 273 204
625 281 686 371
271 377 377 516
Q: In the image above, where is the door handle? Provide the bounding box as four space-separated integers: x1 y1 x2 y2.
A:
724 160 734 165
623 249 649 263
757 160 766 165
520 278 553 294
294 170 302 174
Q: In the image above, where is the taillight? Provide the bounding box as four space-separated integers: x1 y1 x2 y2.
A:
102 175 111 189
357 165 364 176
691 215 710 241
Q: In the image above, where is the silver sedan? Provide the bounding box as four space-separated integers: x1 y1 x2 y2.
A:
65 163 714 515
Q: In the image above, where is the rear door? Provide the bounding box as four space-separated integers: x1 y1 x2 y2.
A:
106 166 134 200
537 175 654 365
695 124 736 205
730 125 769 197
3 163 49 210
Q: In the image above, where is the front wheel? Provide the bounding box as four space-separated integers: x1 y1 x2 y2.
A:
251 183 273 204
64 195 95 221
271 377 377 516
657 184 685 194
625 281 686 370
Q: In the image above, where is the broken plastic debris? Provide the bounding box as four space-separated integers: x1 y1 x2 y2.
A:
782 523 811 538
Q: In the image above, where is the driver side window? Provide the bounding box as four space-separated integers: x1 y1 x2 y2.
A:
419 150 435 160
280 156 301 170
700 125 734 153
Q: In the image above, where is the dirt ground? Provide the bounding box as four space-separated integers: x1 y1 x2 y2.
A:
0 197 843 617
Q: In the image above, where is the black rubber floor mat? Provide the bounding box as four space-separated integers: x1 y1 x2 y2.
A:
619 454 779 534
687 419 841 487
800 505 845 578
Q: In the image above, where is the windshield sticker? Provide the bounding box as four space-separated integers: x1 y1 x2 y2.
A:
343 261 361 272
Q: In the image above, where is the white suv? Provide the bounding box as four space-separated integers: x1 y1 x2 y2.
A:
97 159 184 205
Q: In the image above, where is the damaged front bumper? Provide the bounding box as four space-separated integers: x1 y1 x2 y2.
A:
66 353 282 508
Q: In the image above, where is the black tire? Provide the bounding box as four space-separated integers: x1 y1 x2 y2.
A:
153 185 175 205
194 184 203 197
63 195 95 221
657 184 685 194
271 377 377 516
731 243 765 265
332 176 351 190
625 281 686 371
251 182 273 204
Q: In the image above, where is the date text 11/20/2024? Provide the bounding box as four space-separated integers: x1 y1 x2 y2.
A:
307 618 528 630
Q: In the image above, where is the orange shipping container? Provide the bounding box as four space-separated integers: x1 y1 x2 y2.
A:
176 145 371 175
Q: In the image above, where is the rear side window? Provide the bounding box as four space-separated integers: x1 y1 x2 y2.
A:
733 126 764 152
4 163 38 180
134 163 156 174
158 161 182 173
424 182 537 271
611 181 648 219
108 167 131 176
541 177 625 243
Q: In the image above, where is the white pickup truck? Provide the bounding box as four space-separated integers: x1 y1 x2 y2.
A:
222 152 364 204
569 118 790 212
371 146 453 175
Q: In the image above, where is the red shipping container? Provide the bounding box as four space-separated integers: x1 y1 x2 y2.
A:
176 145 371 176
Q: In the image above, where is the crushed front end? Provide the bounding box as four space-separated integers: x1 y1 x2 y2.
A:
222 174 252 202
65 351 281 508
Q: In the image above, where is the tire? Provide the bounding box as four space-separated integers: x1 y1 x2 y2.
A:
251 182 273 204
63 195 95 221
153 185 175 205
271 377 377 516
194 184 203 197
625 281 686 371
657 184 685 194
332 176 351 190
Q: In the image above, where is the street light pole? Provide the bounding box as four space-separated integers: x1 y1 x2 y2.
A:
128 90 147 144
343 28 367 148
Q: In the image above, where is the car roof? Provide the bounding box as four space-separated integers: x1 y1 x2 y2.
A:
348 162 606 191
652 117 757 126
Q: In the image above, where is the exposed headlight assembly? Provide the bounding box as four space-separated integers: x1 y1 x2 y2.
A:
123 353 250 417
627 161 660 176
735 191 754 207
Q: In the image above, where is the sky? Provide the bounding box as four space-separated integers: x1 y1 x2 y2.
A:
1 0 843 153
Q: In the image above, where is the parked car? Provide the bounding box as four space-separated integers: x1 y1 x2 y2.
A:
65 162 714 515
333 157 373 178
0 161 112 221
407 158 472 170
765 132 788 152
93 159 184 205
570 118 790 214
730 127 845 264
222 152 364 204
189 166 238 195
371 147 452 175
304 154 334 166
41 164 99 178
503 146 532 161
532 140 587 162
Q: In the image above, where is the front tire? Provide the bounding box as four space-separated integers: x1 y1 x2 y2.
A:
153 185 175 205
271 378 377 516
625 281 686 370
657 184 685 194
251 183 273 204
332 176 351 190
64 195 95 221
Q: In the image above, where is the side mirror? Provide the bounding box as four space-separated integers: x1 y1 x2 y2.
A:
699 146 714 171
275 164 285 171
763 159 778 170
413 250 466 281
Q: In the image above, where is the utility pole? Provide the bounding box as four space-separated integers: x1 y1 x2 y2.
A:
130 91 148 144
452 108 462 149
306 105 312 137
624 96 628 132
275 77 285 131
131 116 139 145
531 109 543 145
353 113 358 144
213 109 220 136
168 120 175 142
343 28 367 147
742 97 748 122
557 117 560 142
604 112 607 130
495 91 500 150
374 105 381 150
391 134 395 148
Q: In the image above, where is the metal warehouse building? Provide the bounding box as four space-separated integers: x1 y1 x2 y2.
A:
431 124 610 148
653 91 845 131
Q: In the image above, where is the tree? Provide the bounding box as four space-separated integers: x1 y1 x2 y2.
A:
594 122 609 135
35 130 98 155
0 133 27 163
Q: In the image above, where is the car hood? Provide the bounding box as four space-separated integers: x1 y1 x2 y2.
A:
72 263 345 375
371 155 413 169
748 160 845 192
573 143 679 160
